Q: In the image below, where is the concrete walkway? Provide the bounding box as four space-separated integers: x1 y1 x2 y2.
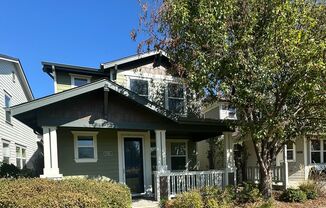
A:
132 198 159 208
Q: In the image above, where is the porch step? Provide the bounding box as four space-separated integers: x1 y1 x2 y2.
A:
132 199 159 208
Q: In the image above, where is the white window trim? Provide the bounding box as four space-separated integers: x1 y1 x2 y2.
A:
309 139 325 164
166 82 186 114
15 144 26 169
72 131 98 163
3 91 12 124
2 139 10 164
169 140 188 170
287 143 296 162
127 76 151 98
70 74 91 88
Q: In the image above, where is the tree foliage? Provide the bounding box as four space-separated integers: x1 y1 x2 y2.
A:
134 0 326 198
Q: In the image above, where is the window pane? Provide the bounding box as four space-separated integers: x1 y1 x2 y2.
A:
5 95 10 108
22 159 26 167
311 140 321 151
22 148 26 158
286 141 294 149
5 110 11 123
311 152 321 163
130 79 149 97
16 158 21 169
171 157 186 170
168 83 184 98
168 99 184 113
150 142 156 157
3 157 9 164
287 151 294 160
16 147 21 157
77 136 93 146
2 143 10 157
78 147 94 159
324 152 326 164
171 143 186 156
74 78 88 87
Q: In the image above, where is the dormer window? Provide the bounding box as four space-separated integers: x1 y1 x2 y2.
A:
70 74 91 88
130 79 149 99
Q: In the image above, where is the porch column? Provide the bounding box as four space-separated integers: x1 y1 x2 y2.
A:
283 144 289 189
155 130 167 172
303 136 309 180
40 126 62 178
224 132 236 186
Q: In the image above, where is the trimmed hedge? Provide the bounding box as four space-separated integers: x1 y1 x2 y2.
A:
0 178 131 208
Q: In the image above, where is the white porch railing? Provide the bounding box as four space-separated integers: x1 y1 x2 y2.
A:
154 170 224 201
246 166 284 185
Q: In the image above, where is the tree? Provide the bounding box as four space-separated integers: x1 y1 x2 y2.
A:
134 0 326 198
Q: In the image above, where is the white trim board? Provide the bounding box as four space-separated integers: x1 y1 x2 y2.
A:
117 131 152 195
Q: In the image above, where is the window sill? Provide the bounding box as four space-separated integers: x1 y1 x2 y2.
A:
5 120 13 126
74 158 98 163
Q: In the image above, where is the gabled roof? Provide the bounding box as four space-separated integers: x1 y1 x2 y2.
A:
11 79 178 121
0 54 34 100
101 50 168 69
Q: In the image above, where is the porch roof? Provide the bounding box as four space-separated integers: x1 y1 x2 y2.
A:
11 79 231 138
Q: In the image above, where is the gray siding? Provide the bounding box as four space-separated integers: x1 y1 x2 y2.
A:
0 59 38 168
57 128 119 180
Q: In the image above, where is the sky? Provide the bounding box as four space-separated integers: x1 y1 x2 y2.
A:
0 1 144 98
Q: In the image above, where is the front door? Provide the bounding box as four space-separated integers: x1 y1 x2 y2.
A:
124 137 144 194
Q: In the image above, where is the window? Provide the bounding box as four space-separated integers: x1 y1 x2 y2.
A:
4 92 11 123
71 75 91 87
167 83 185 114
310 139 326 164
130 79 149 99
286 141 295 162
2 140 10 164
72 131 98 163
12 71 15 83
171 142 187 170
16 145 26 169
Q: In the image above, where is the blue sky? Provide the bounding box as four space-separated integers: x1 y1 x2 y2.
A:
0 1 143 98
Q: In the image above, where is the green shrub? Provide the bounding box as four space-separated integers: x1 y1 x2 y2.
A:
280 188 307 203
171 190 203 208
0 163 20 178
237 182 262 203
299 181 319 200
0 178 131 208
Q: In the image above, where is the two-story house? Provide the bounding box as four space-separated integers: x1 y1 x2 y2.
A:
11 51 235 200
0 54 39 172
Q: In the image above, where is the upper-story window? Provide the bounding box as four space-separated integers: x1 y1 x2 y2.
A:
167 83 184 114
70 74 91 88
130 79 149 99
4 92 11 123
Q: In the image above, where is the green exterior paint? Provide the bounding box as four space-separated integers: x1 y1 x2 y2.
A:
57 128 119 181
56 71 102 93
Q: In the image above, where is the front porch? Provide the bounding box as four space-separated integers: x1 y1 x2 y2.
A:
39 127 236 201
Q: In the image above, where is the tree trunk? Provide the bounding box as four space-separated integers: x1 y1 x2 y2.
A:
259 165 273 199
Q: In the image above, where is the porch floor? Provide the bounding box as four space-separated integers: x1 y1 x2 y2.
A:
132 198 159 208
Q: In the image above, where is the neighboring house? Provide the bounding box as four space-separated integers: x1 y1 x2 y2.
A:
11 51 235 200
203 101 326 188
0 54 39 171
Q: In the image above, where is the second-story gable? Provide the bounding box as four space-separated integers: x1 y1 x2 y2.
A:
43 51 187 115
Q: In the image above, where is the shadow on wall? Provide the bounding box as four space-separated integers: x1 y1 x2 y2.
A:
26 141 44 177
